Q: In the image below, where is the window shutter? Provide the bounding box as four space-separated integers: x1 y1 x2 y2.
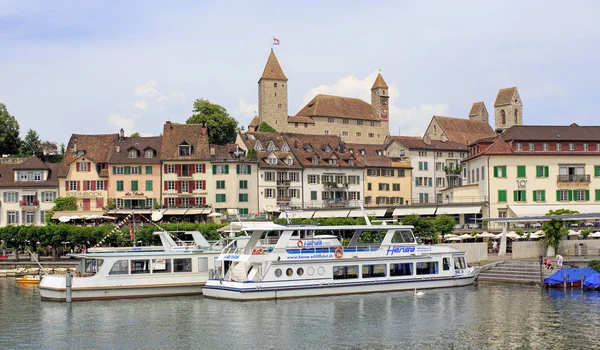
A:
493 166 498 178
16 211 19 224
202 180 206 190
212 165 217 174
91 181 96 191
556 190 561 201
236 164 240 174
77 181 81 191
164 198 168 206
124 166 131 175
177 181 182 193
532 190 537 202
112 166 116 175
518 166 525 178
596 190 600 201
40 210 45 224
568 190 573 201
88 162 91 172
317 176 320 184
391 169 395 176
225 165 229 174
175 164 181 176
164 164 168 173
586 190 590 201
189 181 195 191
536 166 541 177
541 190 546 202
513 190 518 202
64 181 68 191
104 180 108 189
189 165 195 175
164 181 168 190
501 166 506 177
176 198 181 206
544 166 549 177
3 192 6 202
596 166 600 177
357 192 360 200
202 164 206 173
418 162 422 171
415 178 418 186
523 191 526 202
76 162 80 172
247 165 251 174
138 166 142 174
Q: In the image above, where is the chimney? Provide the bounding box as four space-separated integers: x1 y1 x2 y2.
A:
210 146 215 156
164 121 172 133
339 140 345 153
116 144 120 153
240 126 246 135
119 128 125 141
201 123 208 135
73 142 78 153
294 139 297 148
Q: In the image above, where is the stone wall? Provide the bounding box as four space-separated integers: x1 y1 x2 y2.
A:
258 78 288 131
282 116 389 144
443 242 488 263
0 157 27 164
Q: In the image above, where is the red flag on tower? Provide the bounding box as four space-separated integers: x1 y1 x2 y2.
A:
272 37 280 45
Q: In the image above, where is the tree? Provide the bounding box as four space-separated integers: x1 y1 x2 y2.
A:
130 132 141 137
258 122 277 133
542 209 579 256
45 197 78 224
59 143 66 155
433 215 456 239
20 129 41 156
0 103 21 155
186 98 238 144
400 215 436 240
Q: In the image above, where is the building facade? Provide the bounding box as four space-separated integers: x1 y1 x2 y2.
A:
0 157 59 226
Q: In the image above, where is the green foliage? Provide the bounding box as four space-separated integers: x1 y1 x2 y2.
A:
60 143 66 155
130 132 141 137
258 122 277 133
515 228 525 236
45 197 78 224
589 260 600 273
400 215 436 240
20 129 41 156
0 103 21 155
581 228 592 239
542 209 579 252
246 147 257 160
186 98 238 144
433 215 456 238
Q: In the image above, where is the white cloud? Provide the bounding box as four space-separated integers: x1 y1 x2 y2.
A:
135 80 161 97
234 99 257 118
108 113 136 132
301 71 449 137
134 100 148 110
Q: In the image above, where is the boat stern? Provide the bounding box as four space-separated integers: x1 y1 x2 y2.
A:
39 274 67 301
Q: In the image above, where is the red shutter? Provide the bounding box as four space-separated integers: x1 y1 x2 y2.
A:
176 181 182 193
189 197 195 206
76 181 81 191
202 180 206 190
87 162 91 172
164 164 168 173
176 198 181 206
76 163 80 172
175 164 182 176
190 181 195 191
190 165 195 175
202 164 206 173
65 180 69 191
164 198 168 206
202 197 206 205
104 180 108 189
164 181 168 190
91 181 96 190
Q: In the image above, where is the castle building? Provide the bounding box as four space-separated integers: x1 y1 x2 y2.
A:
249 49 390 144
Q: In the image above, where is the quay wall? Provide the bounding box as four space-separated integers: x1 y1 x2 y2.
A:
442 243 488 263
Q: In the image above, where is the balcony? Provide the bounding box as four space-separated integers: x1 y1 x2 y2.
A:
19 200 39 209
557 175 591 183
178 171 193 178
276 196 291 203
323 182 347 189
277 179 291 187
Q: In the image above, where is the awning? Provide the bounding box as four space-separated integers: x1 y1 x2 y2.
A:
186 208 212 215
312 210 350 218
278 211 315 219
52 211 100 220
162 208 189 215
21 190 37 196
508 204 600 217
348 208 387 217
436 206 482 215
392 207 436 216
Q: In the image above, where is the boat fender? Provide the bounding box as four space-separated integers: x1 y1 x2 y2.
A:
297 240 304 248
334 247 343 259
252 248 258 255
257 247 265 255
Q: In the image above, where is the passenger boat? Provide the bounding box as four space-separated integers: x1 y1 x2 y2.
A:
39 231 226 302
202 224 478 300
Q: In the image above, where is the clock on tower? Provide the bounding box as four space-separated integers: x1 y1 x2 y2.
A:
380 96 389 120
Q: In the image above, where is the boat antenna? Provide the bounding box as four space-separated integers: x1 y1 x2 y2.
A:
360 203 372 226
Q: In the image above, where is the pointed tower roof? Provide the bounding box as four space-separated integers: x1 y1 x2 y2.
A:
260 49 287 81
371 73 388 89
469 102 486 117
494 87 517 107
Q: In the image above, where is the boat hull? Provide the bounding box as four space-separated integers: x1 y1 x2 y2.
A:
203 272 478 301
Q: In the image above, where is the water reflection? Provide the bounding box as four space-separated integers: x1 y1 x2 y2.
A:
1 279 600 349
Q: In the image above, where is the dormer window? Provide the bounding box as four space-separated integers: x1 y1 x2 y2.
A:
376 150 383 156
306 146 313 153
349 148 354 154
543 143 549 151
267 141 277 152
324 146 331 152
328 159 338 165
584 143 589 151
360 149 365 155
178 142 191 156
516 143 522 151
348 159 354 166
556 143 562 151
312 156 319 165
77 150 85 156
286 156 293 165
267 154 277 165
128 149 138 158
569 143 575 151
281 142 290 152
254 141 263 151
528 143 534 151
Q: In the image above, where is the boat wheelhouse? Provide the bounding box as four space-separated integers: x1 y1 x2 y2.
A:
202 224 478 300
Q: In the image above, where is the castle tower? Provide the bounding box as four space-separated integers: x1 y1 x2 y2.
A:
371 73 389 122
468 101 489 124
258 49 288 130
494 87 522 130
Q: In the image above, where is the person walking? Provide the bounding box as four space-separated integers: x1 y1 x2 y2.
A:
556 254 563 269
492 240 498 254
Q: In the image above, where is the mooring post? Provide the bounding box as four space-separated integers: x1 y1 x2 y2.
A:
539 255 544 287
581 275 584 290
66 273 72 303
563 273 567 293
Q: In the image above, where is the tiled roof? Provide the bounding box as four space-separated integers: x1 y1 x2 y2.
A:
238 132 302 169
296 94 378 121
248 116 260 127
0 162 60 188
468 102 485 117
109 136 162 164
260 49 287 81
60 133 119 177
282 133 362 168
501 125 600 141
161 122 210 161
210 144 252 162
287 115 315 123
433 116 495 145
386 136 467 151
13 156 48 170
345 143 391 167
371 73 388 89
494 87 517 107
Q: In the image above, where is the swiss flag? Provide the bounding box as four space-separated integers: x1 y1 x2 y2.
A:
272 37 280 45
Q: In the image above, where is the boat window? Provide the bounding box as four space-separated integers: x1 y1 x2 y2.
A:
173 258 192 272
416 262 439 275
297 267 304 276
391 230 415 243
356 231 384 243
454 257 466 270
362 264 386 278
109 260 129 275
152 259 171 273
442 258 450 271
307 267 314 276
275 268 282 277
390 263 413 276
131 259 150 274
286 268 293 277
198 257 208 272
333 265 359 280
83 259 103 274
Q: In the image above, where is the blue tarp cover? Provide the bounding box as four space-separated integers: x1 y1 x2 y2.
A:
583 273 600 288
544 267 598 285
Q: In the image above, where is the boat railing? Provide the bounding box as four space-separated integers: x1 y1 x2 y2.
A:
221 243 382 256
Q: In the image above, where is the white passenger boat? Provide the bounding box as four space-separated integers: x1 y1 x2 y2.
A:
39 231 228 302
202 224 478 300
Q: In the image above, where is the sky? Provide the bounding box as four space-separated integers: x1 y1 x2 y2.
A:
1 0 599 145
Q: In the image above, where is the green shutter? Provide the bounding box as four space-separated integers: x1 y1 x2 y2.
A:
145 166 152 174
596 166 600 177
212 165 217 174
557 190 561 201
498 190 506 202
124 166 131 174
532 190 537 202
513 190 517 202
146 180 153 191
138 166 142 174
224 165 229 174
541 190 546 202
311 191 317 200
502 166 506 178
544 166 549 178
236 164 240 174
131 180 138 191
415 178 418 186
523 191 526 202
493 166 498 178
536 166 541 177
596 190 600 201
568 190 573 201
112 166 117 175
117 181 123 191
586 190 590 201
247 165 251 174
418 162 423 171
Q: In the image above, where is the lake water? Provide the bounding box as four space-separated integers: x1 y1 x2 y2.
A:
1 279 599 350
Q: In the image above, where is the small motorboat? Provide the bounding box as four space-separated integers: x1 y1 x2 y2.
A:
16 274 42 285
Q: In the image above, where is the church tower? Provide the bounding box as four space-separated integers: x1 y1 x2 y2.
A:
371 73 390 122
494 87 522 130
258 49 288 130
468 101 489 124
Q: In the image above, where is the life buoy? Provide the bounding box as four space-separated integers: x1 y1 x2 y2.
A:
334 247 343 259
297 240 304 248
